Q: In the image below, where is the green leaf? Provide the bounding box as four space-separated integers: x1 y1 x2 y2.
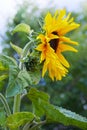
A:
10 42 22 56
0 54 17 66
12 23 30 34
45 105 87 130
0 75 8 81
6 67 31 97
0 62 8 81
22 41 32 57
28 88 87 130
29 70 41 85
0 55 16 82
0 108 6 127
27 88 50 116
7 112 35 129
28 88 49 103
0 62 8 71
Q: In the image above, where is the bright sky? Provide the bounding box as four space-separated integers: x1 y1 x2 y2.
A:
0 0 84 52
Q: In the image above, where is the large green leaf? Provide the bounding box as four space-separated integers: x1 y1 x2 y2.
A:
0 54 17 66
0 55 16 81
45 105 87 130
12 23 30 34
7 112 35 129
6 66 31 97
28 88 87 130
28 88 49 116
28 88 49 102
10 42 22 56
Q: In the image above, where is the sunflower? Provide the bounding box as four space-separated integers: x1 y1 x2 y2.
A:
36 9 80 80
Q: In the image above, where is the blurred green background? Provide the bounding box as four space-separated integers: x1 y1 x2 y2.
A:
0 0 87 130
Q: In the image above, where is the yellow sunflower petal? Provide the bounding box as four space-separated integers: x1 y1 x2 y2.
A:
57 53 70 68
37 34 46 42
58 43 78 52
56 71 63 80
44 12 52 25
36 43 45 51
65 12 71 21
42 58 49 77
46 33 59 42
54 10 58 18
57 9 66 21
40 52 46 62
55 66 68 80
59 23 80 35
68 17 74 23
60 36 78 45
48 67 55 81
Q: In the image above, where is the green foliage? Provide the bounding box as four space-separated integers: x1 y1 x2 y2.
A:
0 62 8 71
28 88 87 130
6 66 32 97
22 41 33 57
28 70 41 85
0 54 17 83
0 62 8 81
0 75 8 81
7 112 35 129
0 109 6 127
12 23 30 35
4 49 41 98
0 54 17 66
10 42 22 56
45 106 87 129
28 88 50 117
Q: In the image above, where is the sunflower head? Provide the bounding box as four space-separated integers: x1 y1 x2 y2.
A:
36 9 80 81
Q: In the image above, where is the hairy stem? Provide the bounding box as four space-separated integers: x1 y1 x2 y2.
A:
30 120 46 130
0 93 11 116
13 94 21 113
13 61 22 113
13 62 22 130
23 121 33 130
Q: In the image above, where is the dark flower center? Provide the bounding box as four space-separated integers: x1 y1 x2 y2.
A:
49 32 59 52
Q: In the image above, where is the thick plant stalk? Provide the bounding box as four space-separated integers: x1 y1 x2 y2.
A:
13 94 21 113
13 62 22 130
13 61 22 113
0 93 11 116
